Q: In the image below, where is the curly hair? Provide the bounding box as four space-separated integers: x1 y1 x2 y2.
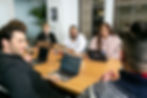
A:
0 20 26 49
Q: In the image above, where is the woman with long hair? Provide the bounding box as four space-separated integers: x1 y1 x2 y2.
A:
89 23 121 59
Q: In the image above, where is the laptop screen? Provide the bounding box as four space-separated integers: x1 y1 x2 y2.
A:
60 54 82 75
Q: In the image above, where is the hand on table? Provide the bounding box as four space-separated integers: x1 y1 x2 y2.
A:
101 70 119 82
47 74 61 82
23 53 33 63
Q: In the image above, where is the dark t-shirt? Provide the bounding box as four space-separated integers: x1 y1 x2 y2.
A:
0 52 62 98
37 32 57 43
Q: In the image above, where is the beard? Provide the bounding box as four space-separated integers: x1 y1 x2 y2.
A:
70 35 77 40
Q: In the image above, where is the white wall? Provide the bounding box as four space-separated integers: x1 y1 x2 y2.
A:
0 0 15 27
104 0 115 26
47 0 79 43
0 0 42 42
14 0 42 40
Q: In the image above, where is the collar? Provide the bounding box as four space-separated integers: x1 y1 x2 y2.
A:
0 51 22 60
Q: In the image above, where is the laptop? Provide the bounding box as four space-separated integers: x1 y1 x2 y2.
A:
50 53 82 81
38 47 49 62
33 47 50 64
88 50 107 61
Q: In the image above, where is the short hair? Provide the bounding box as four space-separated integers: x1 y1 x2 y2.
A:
42 23 50 28
121 22 147 72
0 20 26 49
70 25 78 31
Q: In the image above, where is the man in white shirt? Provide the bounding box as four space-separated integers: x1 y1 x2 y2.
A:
64 25 87 53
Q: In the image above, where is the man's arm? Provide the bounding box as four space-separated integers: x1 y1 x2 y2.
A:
3 65 39 98
76 35 87 53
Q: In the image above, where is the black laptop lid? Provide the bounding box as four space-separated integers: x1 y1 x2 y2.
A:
38 47 49 62
60 54 82 75
88 50 107 61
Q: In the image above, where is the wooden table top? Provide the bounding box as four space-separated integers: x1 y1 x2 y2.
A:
33 47 121 95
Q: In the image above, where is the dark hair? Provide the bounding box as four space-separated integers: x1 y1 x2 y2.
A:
122 22 147 72
121 22 147 42
130 22 147 40
97 23 113 35
0 20 26 49
97 23 114 50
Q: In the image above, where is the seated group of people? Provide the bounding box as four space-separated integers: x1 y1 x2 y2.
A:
36 22 121 59
0 20 146 98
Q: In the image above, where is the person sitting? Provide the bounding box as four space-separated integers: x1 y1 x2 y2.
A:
36 23 57 62
64 25 87 54
89 23 121 59
36 23 57 44
0 20 64 98
79 22 147 98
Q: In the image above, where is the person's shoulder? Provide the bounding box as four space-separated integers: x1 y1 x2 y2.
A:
93 82 115 91
79 82 126 98
0 55 17 65
0 59 18 74
64 36 70 45
78 33 86 40
110 35 121 43
110 35 120 40
79 33 85 37
92 82 127 98
0 56 26 72
91 36 97 41
7 58 23 67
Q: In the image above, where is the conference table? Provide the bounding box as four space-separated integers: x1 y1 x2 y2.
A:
33 45 121 95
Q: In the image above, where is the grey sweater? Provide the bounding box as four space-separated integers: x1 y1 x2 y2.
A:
79 71 147 98
79 82 129 98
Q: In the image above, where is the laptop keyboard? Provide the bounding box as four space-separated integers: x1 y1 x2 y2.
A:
50 71 74 81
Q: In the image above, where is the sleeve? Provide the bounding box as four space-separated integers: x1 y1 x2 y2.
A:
63 38 68 47
115 38 122 59
2 65 39 98
89 37 97 50
76 35 87 53
112 36 122 59
30 70 62 98
78 82 107 98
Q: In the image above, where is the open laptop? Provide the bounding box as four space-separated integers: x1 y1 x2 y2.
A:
37 47 49 62
50 53 82 81
33 47 50 64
